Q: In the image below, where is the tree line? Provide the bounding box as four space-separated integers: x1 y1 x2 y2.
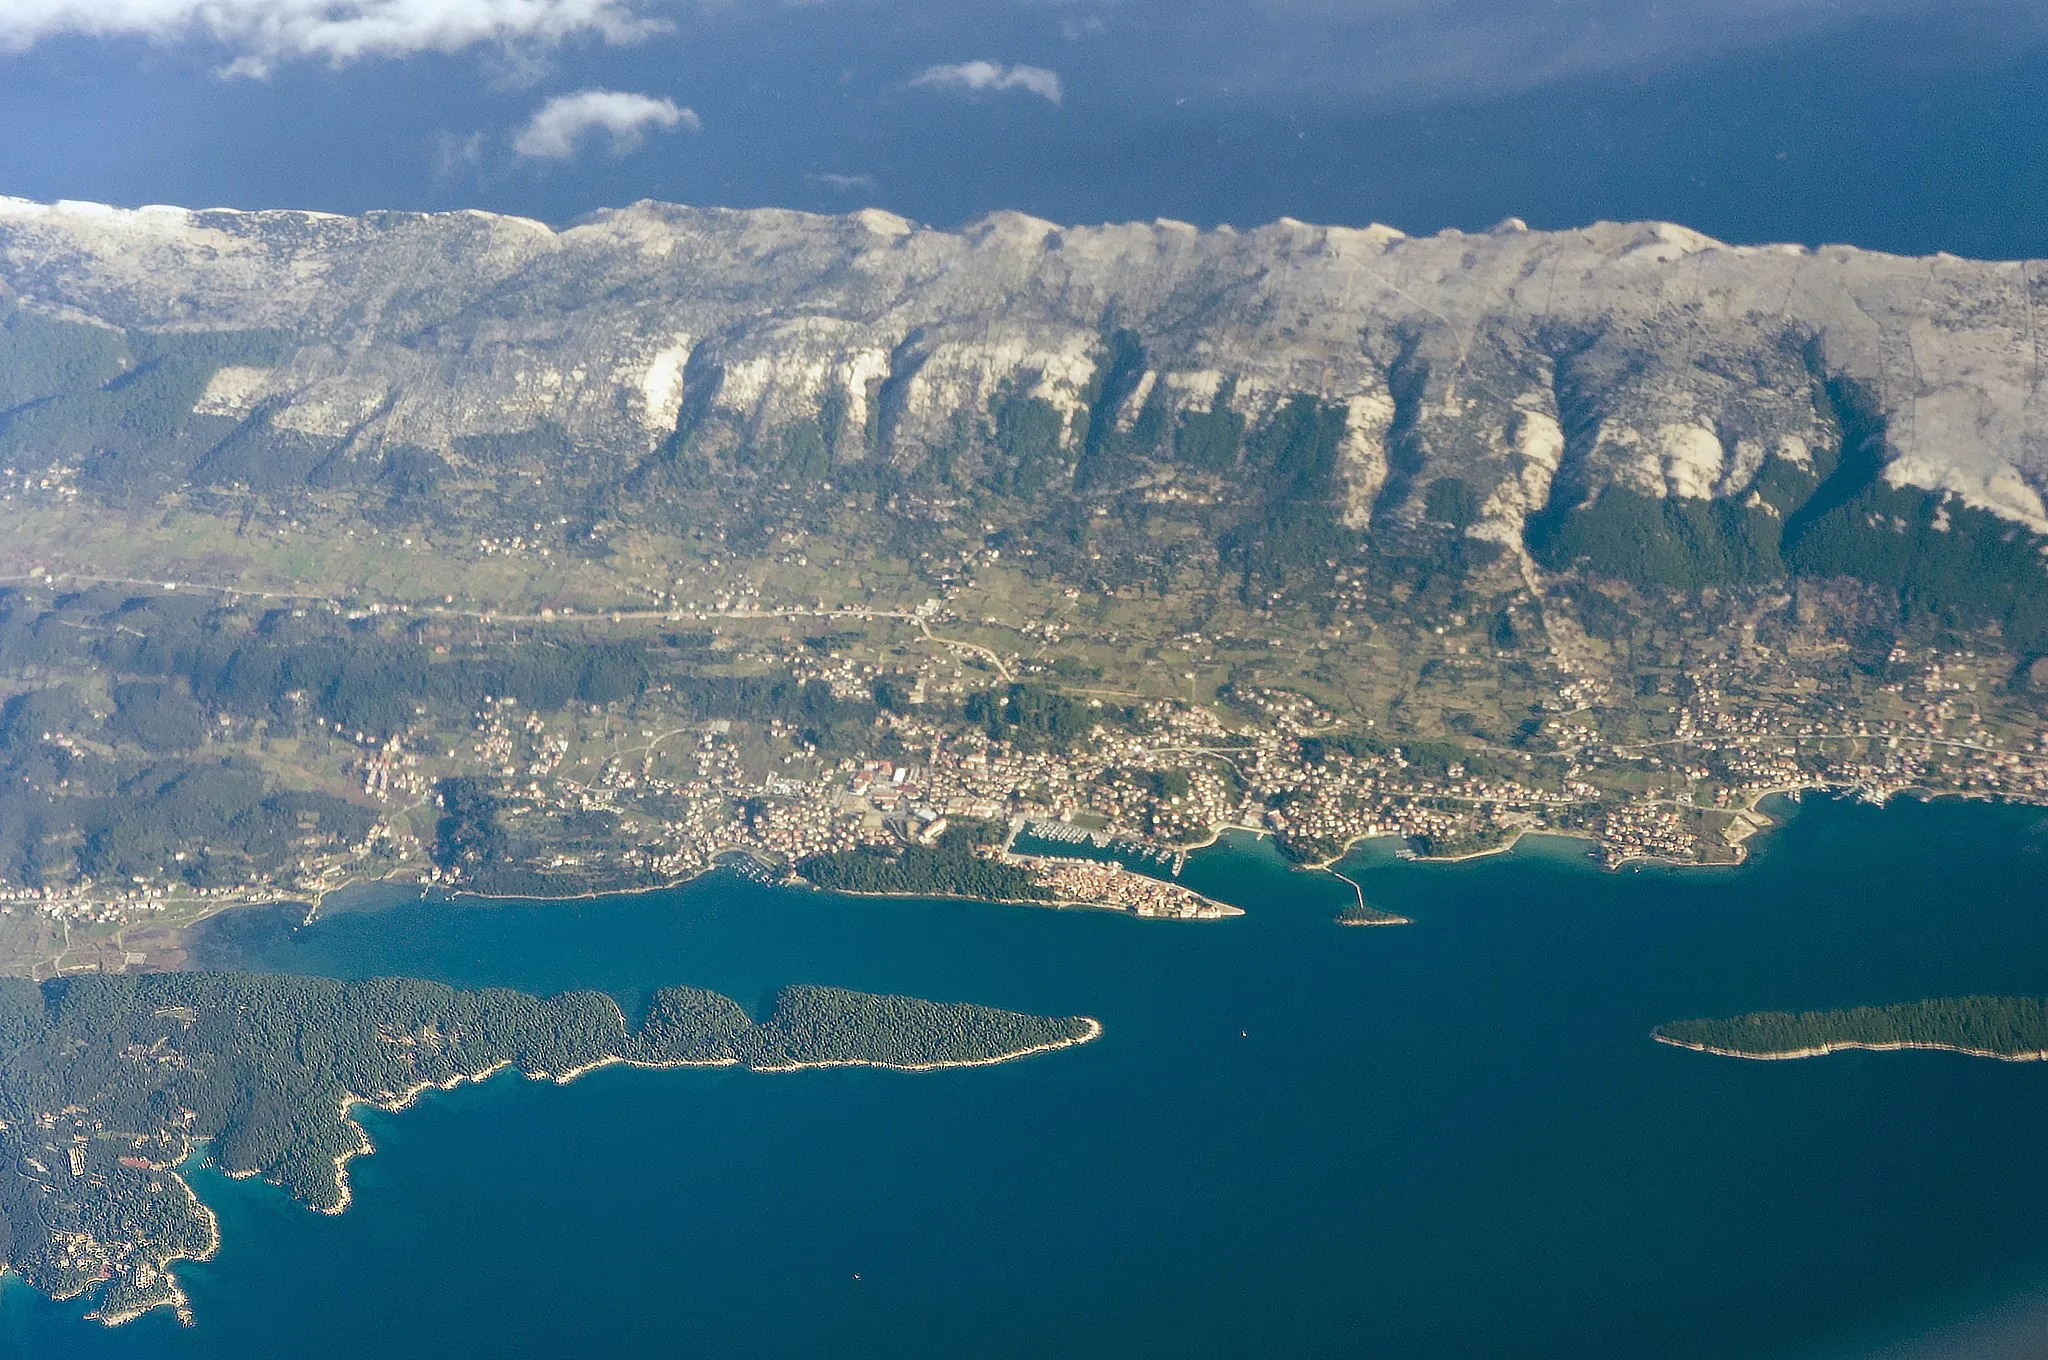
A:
0 969 1089 1316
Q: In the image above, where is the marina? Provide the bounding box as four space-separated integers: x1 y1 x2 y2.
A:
1015 821 1190 878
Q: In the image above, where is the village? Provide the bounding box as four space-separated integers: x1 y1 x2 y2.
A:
7 555 2048 965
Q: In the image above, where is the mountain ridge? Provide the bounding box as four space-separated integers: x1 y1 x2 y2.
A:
0 193 2043 550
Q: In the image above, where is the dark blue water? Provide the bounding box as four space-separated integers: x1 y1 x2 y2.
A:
10 795 2048 1358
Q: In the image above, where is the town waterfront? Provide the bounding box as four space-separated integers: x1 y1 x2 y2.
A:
9 795 2048 1358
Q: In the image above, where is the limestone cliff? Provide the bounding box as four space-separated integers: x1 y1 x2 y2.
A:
1 194 2045 550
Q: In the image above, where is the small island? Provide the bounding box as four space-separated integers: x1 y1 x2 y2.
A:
1327 868 1410 927
1336 901 1411 927
0 970 1097 1326
1654 995 2048 1061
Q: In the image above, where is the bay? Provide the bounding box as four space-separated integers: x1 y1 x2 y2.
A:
10 795 2048 1358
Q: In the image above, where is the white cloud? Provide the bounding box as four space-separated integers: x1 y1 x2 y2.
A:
431 129 488 185
0 0 668 76
511 88 698 159
911 60 1062 104
809 171 879 192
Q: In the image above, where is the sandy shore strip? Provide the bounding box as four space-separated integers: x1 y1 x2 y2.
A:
1652 1032 2048 1062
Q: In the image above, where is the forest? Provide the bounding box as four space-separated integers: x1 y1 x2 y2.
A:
796 843 1050 901
1528 375 2048 654
0 685 376 893
0 969 1094 1323
963 682 1098 751
429 777 657 898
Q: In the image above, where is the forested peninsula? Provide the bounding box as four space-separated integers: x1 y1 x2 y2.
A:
0 970 1096 1326
1655 996 2048 1060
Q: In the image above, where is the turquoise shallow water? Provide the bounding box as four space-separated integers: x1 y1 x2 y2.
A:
9 795 2048 1358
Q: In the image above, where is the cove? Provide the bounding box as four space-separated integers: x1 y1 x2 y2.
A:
10 795 2048 1359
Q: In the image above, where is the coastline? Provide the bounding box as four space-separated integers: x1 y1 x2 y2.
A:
1715 785 1808 861
1651 1032 2048 1063
72 1151 224 1328
1292 783 1814 876
73 1001 1099 1329
166 779 1992 971
319 1012 1102 1217
319 1058 520 1216
791 879 1242 920
351 777 1811 912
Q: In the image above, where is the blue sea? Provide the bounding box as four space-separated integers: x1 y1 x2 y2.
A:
9 795 2048 1357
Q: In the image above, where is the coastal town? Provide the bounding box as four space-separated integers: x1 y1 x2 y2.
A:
5 549 2048 980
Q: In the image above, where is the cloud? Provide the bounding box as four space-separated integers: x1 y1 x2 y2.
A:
0 0 668 76
911 60 1063 104
6 0 2029 108
511 88 699 159
809 171 880 193
432 129 488 181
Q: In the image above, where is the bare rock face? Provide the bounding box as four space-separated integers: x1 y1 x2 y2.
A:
3 194 2046 540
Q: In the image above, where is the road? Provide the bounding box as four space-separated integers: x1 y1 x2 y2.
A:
3 571 1021 682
